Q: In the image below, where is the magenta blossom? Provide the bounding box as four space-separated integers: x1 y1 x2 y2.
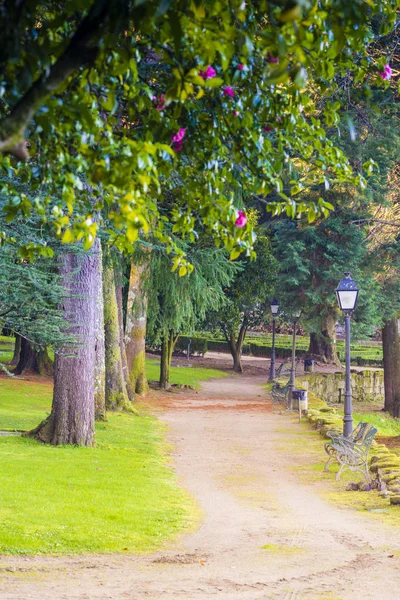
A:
235 210 247 228
223 86 235 98
263 125 272 133
267 54 279 64
233 110 239 117
378 64 392 80
152 93 166 111
199 65 216 80
172 140 183 152
237 63 244 71
172 128 186 143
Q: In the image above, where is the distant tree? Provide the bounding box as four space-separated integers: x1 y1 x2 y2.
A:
146 242 237 389
207 232 278 372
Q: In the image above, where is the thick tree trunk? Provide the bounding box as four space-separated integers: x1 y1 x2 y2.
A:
308 312 340 365
125 260 149 396
382 318 400 417
14 338 53 376
94 245 106 421
10 334 21 366
31 246 100 445
103 256 132 412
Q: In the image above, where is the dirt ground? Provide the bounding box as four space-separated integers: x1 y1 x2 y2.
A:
1 372 400 600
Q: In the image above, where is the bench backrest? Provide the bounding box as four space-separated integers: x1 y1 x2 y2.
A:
351 422 377 449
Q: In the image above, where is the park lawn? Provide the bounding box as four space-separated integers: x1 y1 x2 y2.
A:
145 356 227 388
0 378 200 555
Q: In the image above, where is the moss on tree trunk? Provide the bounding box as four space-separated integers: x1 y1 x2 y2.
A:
103 255 132 412
382 317 400 417
14 338 53 376
125 259 149 396
308 311 340 366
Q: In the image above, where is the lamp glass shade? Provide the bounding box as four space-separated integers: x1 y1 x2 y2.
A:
271 299 279 315
336 273 359 311
293 309 302 319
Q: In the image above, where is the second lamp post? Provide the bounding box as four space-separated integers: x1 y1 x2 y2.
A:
336 272 359 437
269 299 279 380
288 309 302 410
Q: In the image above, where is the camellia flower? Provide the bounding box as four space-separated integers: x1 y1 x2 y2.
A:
199 65 216 79
235 210 247 228
267 54 279 63
223 86 235 98
378 64 392 80
237 63 244 71
152 94 166 111
263 125 272 133
172 128 186 151
233 110 239 117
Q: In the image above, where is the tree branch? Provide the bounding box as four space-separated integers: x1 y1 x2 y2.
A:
0 0 118 160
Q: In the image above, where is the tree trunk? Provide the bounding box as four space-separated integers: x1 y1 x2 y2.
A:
125 260 149 396
225 323 247 373
14 338 53 376
160 336 170 390
94 244 106 421
382 317 400 417
31 246 100 445
103 256 132 412
115 275 135 402
308 312 340 365
10 334 21 366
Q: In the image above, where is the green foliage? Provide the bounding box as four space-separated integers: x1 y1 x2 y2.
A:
0 377 197 554
146 241 238 344
0 1 398 265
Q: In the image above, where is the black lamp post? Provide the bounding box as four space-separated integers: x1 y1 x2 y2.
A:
269 299 279 381
336 272 359 437
288 308 302 410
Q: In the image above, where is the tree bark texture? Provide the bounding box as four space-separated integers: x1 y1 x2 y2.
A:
94 245 106 421
125 259 148 396
10 333 21 366
32 246 101 445
308 312 340 365
103 257 132 412
382 318 400 417
14 338 53 376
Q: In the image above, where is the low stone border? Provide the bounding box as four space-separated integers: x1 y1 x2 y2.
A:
304 393 400 506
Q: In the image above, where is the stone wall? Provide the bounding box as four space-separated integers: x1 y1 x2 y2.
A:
303 369 384 404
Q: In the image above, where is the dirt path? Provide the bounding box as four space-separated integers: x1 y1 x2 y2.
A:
1 375 400 599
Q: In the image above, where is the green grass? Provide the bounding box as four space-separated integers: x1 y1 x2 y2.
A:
352 411 400 438
145 357 227 388
0 378 199 555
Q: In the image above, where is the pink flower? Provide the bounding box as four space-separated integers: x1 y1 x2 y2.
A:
152 94 166 111
235 210 247 228
223 86 235 98
172 128 186 143
171 128 186 151
237 64 244 71
233 110 239 117
378 64 392 80
267 54 279 64
199 65 217 80
263 125 272 132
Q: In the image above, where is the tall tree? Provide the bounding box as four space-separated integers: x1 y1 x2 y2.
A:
125 258 149 396
31 243 101 445
207 231 277 372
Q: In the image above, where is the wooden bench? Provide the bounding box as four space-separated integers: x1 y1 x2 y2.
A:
324 422 377 481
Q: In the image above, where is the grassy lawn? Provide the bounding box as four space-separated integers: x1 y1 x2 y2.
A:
145 356 227 388
0 354 226 554
0 379 202 555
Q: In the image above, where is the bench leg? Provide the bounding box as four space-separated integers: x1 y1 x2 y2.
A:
324 454 336 473
336 464 345 481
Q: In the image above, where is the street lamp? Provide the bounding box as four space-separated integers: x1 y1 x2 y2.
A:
336 272 359 437
269 299 279 381
288 308 302 410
